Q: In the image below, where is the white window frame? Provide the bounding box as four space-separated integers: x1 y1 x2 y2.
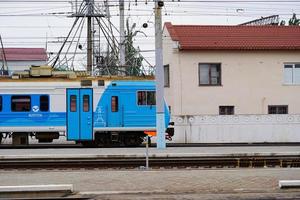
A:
198 63 222 86
284 63 300 85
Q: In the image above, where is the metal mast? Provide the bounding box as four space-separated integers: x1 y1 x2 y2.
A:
87 0 94 75
51 0 105 72
119 0 126 75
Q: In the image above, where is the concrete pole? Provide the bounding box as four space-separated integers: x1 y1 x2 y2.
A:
155 0 166 149
119 0 126 75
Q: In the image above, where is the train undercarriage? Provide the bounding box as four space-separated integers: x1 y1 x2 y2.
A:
0 131 152 147
0 124 174 147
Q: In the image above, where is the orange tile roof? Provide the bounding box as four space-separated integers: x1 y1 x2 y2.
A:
164 22 300 50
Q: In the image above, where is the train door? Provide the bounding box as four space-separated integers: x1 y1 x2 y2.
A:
67 88 93 140
107 93 122 127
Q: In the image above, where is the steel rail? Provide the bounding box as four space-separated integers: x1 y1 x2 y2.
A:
1 198 91 200
0 155 299 169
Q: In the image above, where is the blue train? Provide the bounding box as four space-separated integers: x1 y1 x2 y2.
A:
0 79 173 146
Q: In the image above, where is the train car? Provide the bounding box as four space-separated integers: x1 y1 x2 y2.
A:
0 78 173 146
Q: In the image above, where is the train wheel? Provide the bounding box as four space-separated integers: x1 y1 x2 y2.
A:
81 141 97 148
95 133 112 147
124 135 143 147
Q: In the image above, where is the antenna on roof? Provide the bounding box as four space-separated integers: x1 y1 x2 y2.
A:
239 15 279 26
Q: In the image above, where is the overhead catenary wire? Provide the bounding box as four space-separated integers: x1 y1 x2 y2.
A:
2 0 300 68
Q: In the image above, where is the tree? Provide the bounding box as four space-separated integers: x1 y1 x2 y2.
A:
93 18 147 76
288 13 300 25
280 13 300 26
124 18 145 76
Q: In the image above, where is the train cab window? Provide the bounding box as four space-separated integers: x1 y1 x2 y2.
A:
40 95 49 112
137 91 147 105
83 95 90 112
11 96 31 112
111 96 118 112
0 96 2 112
137 91 156 106
147 91 156 105
70 95 77 112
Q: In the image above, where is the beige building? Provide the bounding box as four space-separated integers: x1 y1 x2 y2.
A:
163 22 300 143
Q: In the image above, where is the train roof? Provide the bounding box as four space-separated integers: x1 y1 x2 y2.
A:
0 76 154 82
0 76 156 90
110 80 155 86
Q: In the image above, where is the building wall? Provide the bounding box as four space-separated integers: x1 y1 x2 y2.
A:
7 61 47 74
163 29 300 143
163 34 300 115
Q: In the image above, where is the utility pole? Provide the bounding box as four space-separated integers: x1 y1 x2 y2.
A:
87 0 94 75
119 0 126 75
155 0 166 149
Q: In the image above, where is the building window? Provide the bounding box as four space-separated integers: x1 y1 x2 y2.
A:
111 96 118 112
199 63 221 86
219 106 234 115
284 63 300 84
137 91 156 106
164 64 170 87
11 96 31 112
268 105 288 114
40 95 49 112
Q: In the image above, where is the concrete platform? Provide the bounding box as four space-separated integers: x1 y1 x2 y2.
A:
0 146 299 159
279 180 300 188
1 169 300 200
0 184 73 198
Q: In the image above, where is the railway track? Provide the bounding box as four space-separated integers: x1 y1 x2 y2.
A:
0 155 300 169
2 198 91 200
1 143 300 149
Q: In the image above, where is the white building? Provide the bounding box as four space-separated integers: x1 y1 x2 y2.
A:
0 48 47 75
163 22 300 143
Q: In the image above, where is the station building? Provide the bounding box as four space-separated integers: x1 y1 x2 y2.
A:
163 22 300 143
0 48 47 75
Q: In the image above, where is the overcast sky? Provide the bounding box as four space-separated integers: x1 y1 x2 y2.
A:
1 0 300 68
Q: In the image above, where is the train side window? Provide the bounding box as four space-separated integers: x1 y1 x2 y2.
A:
0 96 2 112
137 91 156 106
137 91 147 105
147 91 156 105
40 95 49 112
70 95 77 112
11 96 31 112
83 95 90 112
111 96 118 112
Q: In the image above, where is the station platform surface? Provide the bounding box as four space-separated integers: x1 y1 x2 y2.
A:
1 168 300 200
0 146 300 199
0 146 299 159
